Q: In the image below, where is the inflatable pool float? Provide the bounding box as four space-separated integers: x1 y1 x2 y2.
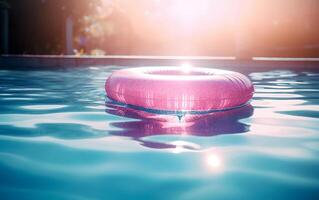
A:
105 67 254 114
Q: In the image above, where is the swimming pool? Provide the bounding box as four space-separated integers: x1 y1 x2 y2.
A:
0 64 318 200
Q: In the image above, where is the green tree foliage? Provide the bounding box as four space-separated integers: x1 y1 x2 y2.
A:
5 0 319 56
0 0 9 9
7 0 101 54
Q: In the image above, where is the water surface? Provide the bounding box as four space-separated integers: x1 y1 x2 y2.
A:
0 66 319 200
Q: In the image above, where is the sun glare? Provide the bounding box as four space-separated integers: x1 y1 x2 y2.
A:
169 0 210 25
205 153 222 170
181 63 192 73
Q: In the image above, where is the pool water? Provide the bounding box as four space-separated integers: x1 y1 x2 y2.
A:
0 66 319 200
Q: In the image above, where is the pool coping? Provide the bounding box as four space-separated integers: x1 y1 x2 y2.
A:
1 55 319 70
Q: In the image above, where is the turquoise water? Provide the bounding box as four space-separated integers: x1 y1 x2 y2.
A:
0 66 319 200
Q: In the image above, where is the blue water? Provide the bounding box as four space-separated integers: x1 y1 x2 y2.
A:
0 66 319 200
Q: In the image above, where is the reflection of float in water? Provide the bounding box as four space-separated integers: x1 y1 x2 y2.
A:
105 102 254 150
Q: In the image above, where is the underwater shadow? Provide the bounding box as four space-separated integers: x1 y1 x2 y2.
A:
105 103 254 150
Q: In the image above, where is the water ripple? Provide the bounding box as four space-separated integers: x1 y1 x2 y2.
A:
0 67 319 199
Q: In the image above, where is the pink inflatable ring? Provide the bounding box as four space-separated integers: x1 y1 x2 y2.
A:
105 67 254 114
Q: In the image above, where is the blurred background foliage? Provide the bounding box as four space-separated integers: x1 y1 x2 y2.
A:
3 0 319 57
